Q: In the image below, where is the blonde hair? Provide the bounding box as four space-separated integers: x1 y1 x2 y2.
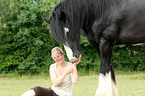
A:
51 47 64 57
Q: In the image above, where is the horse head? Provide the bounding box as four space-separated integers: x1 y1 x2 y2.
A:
42 8 81 62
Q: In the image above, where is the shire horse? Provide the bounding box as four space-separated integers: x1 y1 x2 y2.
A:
43 0 145 95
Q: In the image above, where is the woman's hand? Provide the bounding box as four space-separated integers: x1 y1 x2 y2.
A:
74 55 81 66
65 67 74 75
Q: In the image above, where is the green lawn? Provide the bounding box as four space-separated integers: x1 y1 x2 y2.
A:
0 73 145 96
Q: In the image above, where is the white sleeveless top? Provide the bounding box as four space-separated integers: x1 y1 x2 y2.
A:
51 62 73 96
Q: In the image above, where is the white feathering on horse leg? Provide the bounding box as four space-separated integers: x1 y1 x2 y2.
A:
95 71 118 96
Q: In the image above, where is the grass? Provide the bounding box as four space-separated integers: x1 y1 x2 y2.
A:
0 72 145 96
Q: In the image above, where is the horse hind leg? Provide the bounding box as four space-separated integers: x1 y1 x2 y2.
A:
95 71 118 96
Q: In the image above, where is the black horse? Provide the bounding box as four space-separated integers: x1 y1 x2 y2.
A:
43 0 145 95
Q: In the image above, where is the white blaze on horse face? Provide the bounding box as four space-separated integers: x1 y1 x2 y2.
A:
63 44 74 61
63 28 73 61
63 28 78 62
64 27 69 39
95 71 118 96
64 27 69 32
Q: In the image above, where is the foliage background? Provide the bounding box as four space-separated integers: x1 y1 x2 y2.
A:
0 0 144 73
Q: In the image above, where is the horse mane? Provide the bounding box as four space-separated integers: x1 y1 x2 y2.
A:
49 0 123 46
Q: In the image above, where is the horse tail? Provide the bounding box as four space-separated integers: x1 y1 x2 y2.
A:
42 16 50 24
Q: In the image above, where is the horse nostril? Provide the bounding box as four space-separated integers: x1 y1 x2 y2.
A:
74 54 79 59
74 50 80 59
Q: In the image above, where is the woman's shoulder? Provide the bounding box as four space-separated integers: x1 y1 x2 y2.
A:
50 63 56 69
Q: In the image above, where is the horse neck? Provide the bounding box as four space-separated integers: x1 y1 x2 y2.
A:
82 0 124 30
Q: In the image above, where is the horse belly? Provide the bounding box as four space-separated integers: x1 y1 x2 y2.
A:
118 25 145 44
118 8 145 44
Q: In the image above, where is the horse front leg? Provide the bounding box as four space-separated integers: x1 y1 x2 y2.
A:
95 38 118 96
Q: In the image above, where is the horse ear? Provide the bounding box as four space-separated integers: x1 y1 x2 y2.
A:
42 16 50 24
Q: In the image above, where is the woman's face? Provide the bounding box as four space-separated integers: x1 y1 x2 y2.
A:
52 53 64 64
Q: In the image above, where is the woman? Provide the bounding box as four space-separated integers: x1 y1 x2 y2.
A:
21 47 81 96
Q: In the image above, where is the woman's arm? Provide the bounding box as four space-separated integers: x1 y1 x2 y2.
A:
70 55 81 84
49 64 73 87
71 65 78 84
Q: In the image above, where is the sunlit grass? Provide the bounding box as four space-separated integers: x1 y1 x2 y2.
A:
0 72 145 96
